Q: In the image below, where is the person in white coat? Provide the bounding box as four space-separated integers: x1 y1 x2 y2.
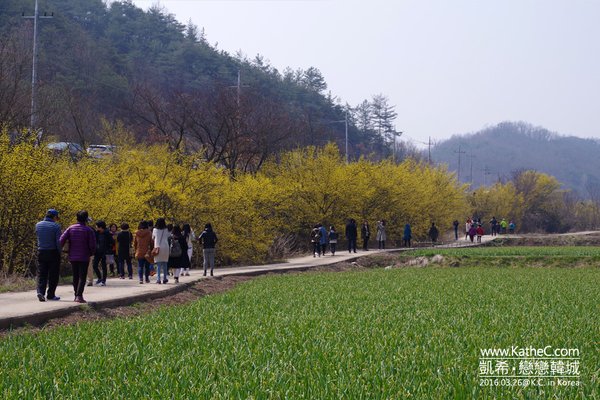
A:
152 218 170 284
376 220 387 249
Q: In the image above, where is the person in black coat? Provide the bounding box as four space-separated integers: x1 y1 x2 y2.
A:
116 223 134 279
168 225 189 283
93 220 114 286
428 222 439 243
361 220 371 251
345 219 357 253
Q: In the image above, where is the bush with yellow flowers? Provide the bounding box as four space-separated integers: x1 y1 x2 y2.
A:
0 130 470 276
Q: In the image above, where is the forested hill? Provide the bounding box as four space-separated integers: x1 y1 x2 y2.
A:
430 121 600 196
0 0 398 171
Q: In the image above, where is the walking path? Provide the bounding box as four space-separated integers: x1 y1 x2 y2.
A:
0 237 490 330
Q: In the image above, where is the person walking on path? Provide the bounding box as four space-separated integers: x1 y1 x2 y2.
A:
500 218 508 234
106 223 118 277
509 221 516 234
92 220 113 286
489 217 498 237
468 224 477 243
345 219 358 253
476 224 484 243
152 218 170 284
35 209 62 302
116 223 133 279
328 226 339 255
182 223 195 276
319 223 328 256
465 218 472 240
452 220 459 240
403 224 412 247
310 225 322 257
134 221 152 284
198 223 218 276
428 222 439 243
60 210 96 303
376 220 387 249
361 221 371 251
168 225 189 284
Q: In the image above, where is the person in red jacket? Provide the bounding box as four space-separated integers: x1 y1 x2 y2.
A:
476 225 484 243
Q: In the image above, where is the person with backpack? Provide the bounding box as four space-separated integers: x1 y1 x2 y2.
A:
93 220 113 286
198 223 218 276
60 210 96 303
311 224 322 257
116 223 134 279
152 218 170 284
328 226 339 255
168 225 189 284
345 219 358 253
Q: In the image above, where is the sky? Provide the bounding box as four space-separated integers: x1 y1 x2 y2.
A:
130 0 600 146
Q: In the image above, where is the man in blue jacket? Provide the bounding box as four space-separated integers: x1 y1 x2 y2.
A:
35 209 62 301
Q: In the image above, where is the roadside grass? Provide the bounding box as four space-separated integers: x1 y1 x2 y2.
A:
0 262 597 399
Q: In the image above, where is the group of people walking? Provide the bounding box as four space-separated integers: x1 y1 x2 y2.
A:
35 209 218 304
310 219 422 255
311 219 389 257
450 216 516 243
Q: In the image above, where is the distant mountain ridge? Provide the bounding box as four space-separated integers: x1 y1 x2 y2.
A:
430 121 600 196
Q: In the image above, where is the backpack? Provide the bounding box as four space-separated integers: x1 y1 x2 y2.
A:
311 229 321 242
169 236 182 258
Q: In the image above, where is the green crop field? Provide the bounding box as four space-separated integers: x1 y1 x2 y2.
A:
409 245 600 258
0 263 598 399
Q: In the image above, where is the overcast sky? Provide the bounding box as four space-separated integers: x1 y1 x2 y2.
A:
131 0 600 146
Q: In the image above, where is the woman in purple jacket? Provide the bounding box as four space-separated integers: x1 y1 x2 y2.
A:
60 210 96 303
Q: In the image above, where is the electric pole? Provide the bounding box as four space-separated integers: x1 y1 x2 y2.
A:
483 166 492 187
23 0 53 143
428 136 432 164
454 145 466 183
468 151 476 184
345 110 348 164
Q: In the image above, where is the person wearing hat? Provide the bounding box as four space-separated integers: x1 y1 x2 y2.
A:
35 209 62 301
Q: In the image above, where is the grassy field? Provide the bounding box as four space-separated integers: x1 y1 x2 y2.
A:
408 245 600 257
0 252 598 398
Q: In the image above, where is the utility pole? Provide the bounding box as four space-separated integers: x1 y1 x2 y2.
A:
23 0 53 143
344 110 348 164
483 166 492 187
468 151 476 184
427 136 432 164
454 145 466 183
